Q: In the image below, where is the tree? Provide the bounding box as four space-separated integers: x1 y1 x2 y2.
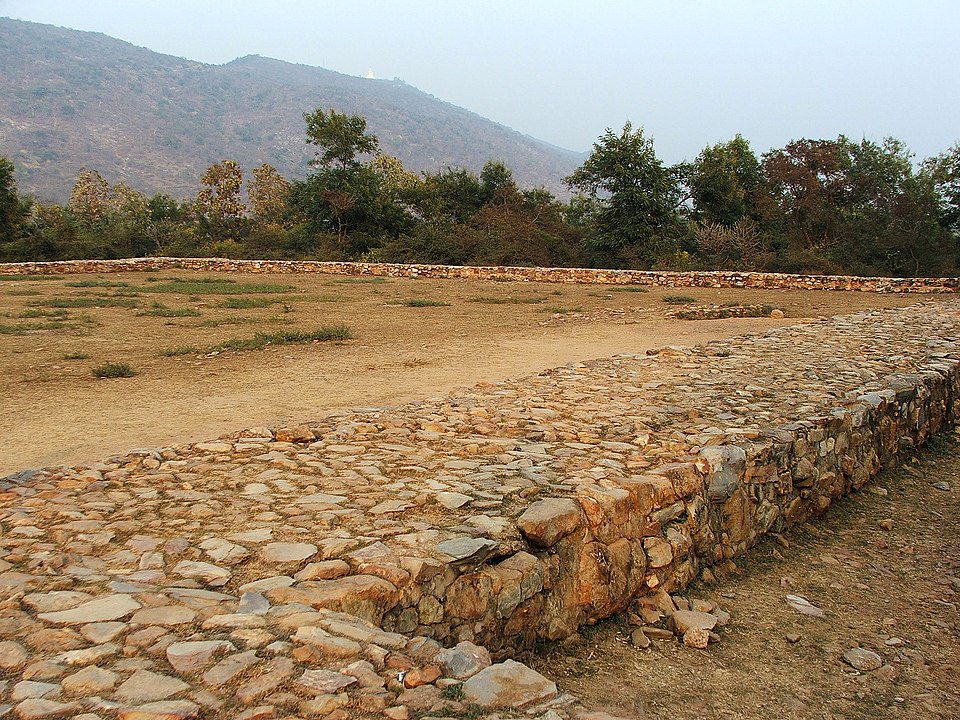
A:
565 122 684 262
759 136 953 275
479 161 517 204
304 108 379 170
68 169 110 225
418 168 485 225
195 160 245 223
924 143 960 235
147 194 188 223
108 183 148 222
0 157 27 242
688 135 762 225
248 163 290 226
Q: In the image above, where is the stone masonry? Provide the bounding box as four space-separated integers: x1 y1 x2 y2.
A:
1 301 960 719
1 257 958 293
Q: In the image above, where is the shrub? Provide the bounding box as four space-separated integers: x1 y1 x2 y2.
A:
92 362 136 378
212 325 353 352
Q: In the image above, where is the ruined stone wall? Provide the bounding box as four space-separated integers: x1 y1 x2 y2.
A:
369 353 960 653
5 304 959 670
1 256 958 293
466 361 960 651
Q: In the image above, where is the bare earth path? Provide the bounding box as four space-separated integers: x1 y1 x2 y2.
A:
532 434 960 720
0 271 916 473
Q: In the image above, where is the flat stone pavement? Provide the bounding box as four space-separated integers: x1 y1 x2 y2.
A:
2 300 960 720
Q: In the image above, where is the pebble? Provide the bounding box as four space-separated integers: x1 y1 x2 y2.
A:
785 595 826 618
842 647 883 672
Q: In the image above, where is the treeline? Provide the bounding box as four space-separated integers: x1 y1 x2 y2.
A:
1 109 958 276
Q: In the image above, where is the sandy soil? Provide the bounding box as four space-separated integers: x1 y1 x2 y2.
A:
0 270 918 473
530 435 960 720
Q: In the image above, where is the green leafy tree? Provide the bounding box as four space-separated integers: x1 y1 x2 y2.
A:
293 109 415 246
565 122 684 263
0 157 28 242
147 193 188 223
760 136 953 275
479 161 517 204
688 135 762 225
417 168 485 225
923 143 960 235
304 108 379 170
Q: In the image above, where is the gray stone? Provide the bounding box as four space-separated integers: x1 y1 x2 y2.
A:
11 682 60 701
166 640 235 673
435 537 498 566
37 595 141 624
115 669 190 702
295 669 357 695
842 647 883 672
785 594 826 618
461 659 557 707
700 445 746 503
237 592 270 615
171 560 231 586
436 641 491 679
261 542 317 563
12 698 79 719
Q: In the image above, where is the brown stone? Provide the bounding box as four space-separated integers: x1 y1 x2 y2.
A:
516 498 583 547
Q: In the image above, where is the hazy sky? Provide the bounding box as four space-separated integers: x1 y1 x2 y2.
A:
3 1 957 162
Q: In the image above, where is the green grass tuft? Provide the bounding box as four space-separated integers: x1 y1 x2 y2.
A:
221 296 276 309
388 298 450 307
18 309 69 319
0 274 55 281
91 362 136 378
212 326 353 352
334 276 387 284
64 352 91 360
66 279 130 288
468 296 543 305
137 307 202 317
140 280 293 295
160 345 199 356
662 294 697 304
36 297 139 308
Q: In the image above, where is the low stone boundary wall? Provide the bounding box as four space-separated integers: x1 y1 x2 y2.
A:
1 256 958 293
2 303 959 718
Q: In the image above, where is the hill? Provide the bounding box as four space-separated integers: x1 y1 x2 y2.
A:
0 18 584 201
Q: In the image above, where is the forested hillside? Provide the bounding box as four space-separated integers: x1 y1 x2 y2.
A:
0 18 582 201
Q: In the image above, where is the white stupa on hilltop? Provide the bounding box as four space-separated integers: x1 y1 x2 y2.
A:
365 68 375 79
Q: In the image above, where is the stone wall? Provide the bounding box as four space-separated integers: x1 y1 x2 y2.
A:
1 256 958 293
2 303 958 718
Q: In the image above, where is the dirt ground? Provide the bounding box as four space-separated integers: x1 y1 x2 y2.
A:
531 435 960 720
0 270 918 473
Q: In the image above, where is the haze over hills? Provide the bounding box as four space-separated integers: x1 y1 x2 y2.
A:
0 18 584 202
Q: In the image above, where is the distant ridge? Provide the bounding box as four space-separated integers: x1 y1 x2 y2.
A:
0 18 584 201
